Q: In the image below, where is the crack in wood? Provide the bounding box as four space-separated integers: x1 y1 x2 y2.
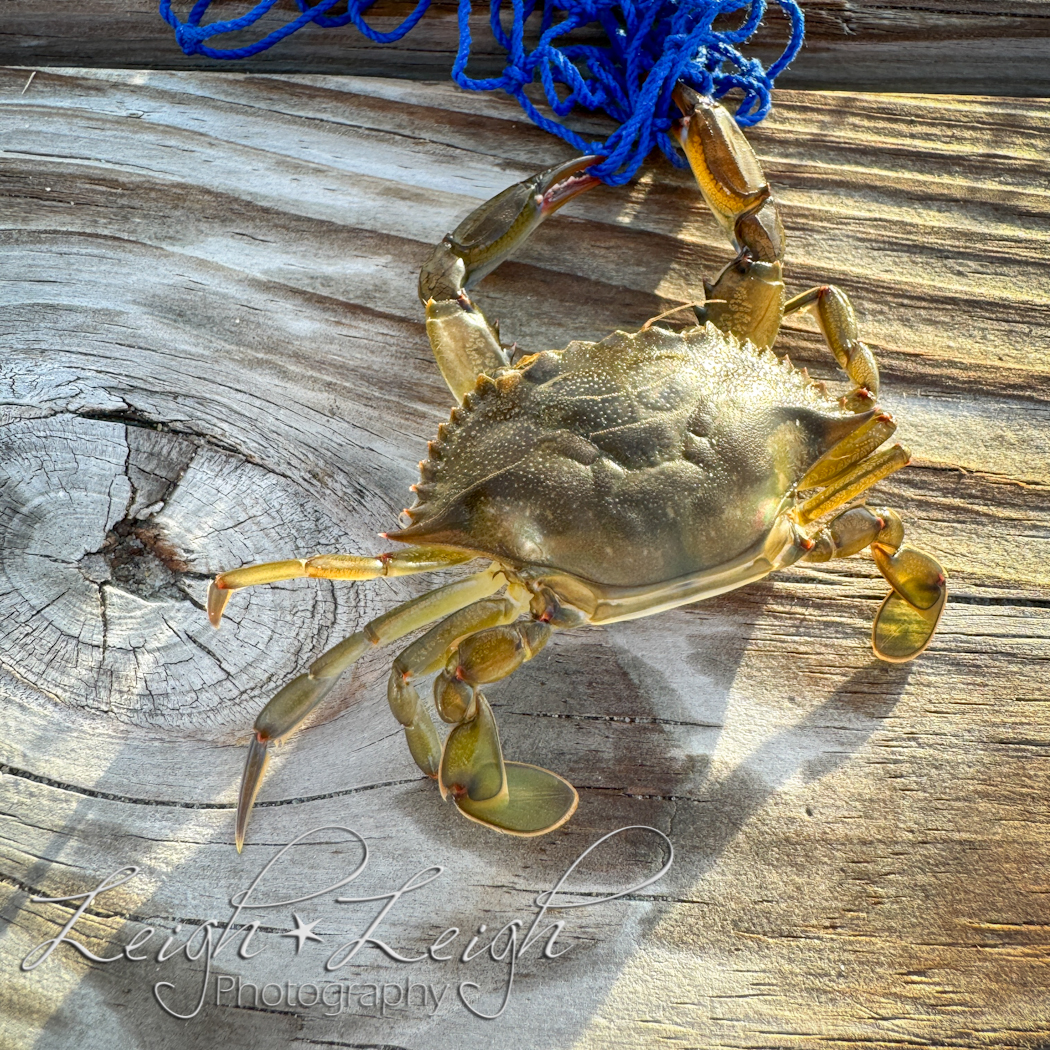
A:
0 764 422 810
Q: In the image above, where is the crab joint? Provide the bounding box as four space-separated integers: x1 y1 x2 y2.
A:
450 620 552 686
234 636 373 852
803 505 904 563
391 597 520 681
434 672 476 723
529 587 588 628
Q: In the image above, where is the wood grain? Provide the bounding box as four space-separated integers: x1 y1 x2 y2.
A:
0 68 1048 1049
1 0 1049 94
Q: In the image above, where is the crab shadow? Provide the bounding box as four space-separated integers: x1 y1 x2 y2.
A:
380 578 916 1048
666 654 915 873
391 578 915 890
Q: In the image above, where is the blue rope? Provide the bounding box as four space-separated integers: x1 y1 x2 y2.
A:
160 0 804 184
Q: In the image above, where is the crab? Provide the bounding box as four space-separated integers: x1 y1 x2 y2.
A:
206 87 947 851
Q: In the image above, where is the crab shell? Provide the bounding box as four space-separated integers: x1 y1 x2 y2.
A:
391 322 870 618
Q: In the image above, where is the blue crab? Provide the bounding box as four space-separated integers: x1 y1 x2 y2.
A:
207 88 947 850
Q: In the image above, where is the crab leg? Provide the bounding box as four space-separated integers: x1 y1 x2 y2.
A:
436 616 576 835
798 411 898 491
442 693 579 837
388 595 578 835
387 594 524 775
804 503 904 562
673 85 786 351
234 566 506 851
207 546 473 627
795 444 911 525
419 155 602 400
803 504 947 662
673 84 783 263
869 548 948 662
784 285 881 410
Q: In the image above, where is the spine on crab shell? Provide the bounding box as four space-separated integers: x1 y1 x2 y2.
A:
432 372 503 455
407 368 513 523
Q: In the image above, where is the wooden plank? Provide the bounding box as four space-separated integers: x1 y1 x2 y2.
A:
0 67 1048 1048
1 0 1049 94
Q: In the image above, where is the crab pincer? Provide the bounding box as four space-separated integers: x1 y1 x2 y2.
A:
418 155 602 399
673 83 784 264
418 154 603 304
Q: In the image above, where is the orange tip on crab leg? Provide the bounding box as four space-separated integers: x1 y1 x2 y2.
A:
207 580 234 628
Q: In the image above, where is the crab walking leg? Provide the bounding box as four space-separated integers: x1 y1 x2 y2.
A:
802 505 947 661
784 285 881 409
234 567 506 851
434 616 578 835
804 504 904 563
386 595 578 834
387 594 525 775
794 444 911 525
207 546 473 627
419 155 602 400
798 411 898 490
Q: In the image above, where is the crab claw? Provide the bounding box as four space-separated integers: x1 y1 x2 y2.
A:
672 84 783 264
418 155 603 303
439 693 578 835
871 546 948 662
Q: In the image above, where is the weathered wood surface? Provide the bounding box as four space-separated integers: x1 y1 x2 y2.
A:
0 68 1049 1049
2 0 1050 95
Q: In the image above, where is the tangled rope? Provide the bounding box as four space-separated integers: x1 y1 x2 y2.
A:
160 0 804 184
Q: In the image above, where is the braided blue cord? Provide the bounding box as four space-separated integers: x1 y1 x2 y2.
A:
160 0 804 184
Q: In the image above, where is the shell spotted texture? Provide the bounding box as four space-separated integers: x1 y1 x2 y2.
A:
395 324 862 587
